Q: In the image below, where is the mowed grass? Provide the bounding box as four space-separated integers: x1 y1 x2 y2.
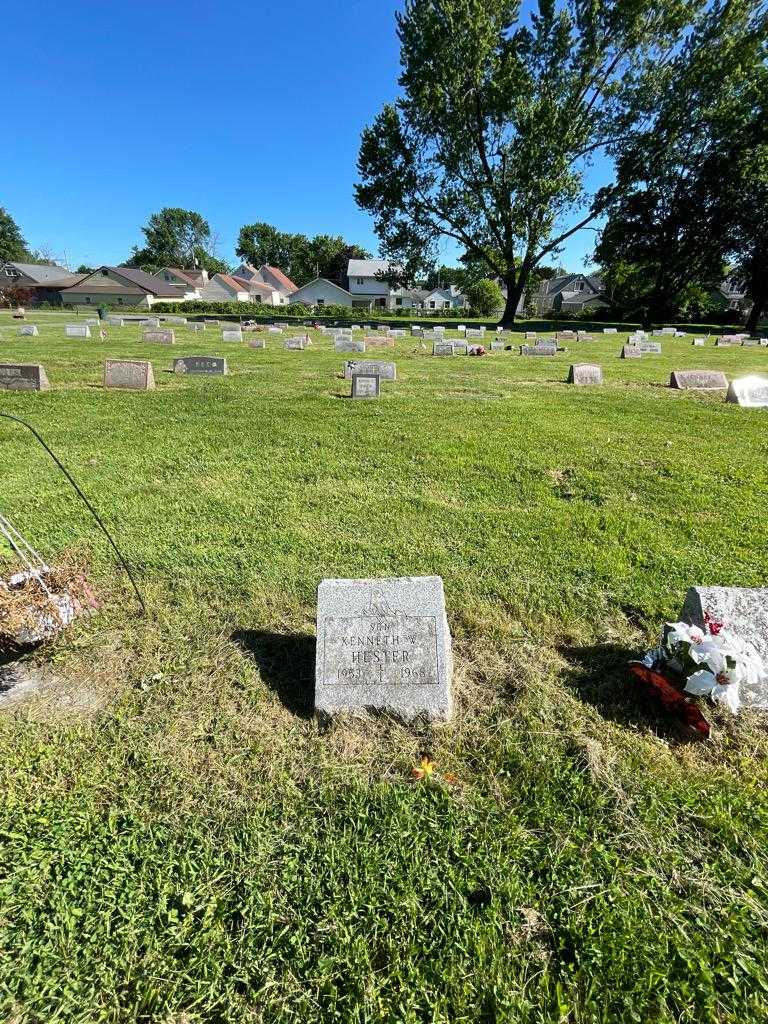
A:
1 312 768 1023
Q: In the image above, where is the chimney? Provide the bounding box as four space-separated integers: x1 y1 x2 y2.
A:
201 269 209 285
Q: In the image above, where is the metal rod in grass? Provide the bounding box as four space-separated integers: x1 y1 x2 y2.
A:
0 412 147 615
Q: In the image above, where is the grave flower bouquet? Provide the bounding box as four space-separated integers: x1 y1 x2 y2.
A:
631 611 768 734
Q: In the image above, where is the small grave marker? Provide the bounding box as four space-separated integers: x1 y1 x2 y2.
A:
520 343 556 356
335 337 366 353
620 345 641 359
351 373 380 399
433 341 454 356
173 356 228 376
670 370 728 391
726 375 768 407
343 359 396 381
18 325 39 336
143 329 175 345
65 324 90 338
222 329 242 342
315 575 453 721
0 363 49 391
568 363 603 385
104 359 155 390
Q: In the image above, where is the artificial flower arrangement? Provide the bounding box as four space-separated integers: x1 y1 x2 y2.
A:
629 611 768 738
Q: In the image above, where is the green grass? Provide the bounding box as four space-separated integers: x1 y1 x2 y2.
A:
1 311 768 1023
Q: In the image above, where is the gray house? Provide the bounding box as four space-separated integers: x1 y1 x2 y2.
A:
537 274 608 313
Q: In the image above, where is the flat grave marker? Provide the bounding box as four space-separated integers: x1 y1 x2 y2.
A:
222 329 243 342
315 575 453 721
335 337 366 353
18 325 39 336
65 324 90 338
520 343 556 356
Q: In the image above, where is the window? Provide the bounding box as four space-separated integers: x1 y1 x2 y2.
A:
395 297 402 306
101 269 108 276
356 278 364 285
118 297 124 304
317 298 325 307
429 301 435 309
85 296 92 303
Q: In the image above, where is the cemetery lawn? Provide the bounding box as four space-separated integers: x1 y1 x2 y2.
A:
2 312 768 1023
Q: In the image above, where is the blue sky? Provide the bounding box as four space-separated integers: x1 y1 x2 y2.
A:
4 0 606 273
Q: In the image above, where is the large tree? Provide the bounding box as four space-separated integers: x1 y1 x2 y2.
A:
236 223 370 286
125 208 223 272
595 0 768 325
0 207 29 264
356 0 702 325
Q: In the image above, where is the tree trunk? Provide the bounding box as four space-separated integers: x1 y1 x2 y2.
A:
746 290 767 335
500 274 525 328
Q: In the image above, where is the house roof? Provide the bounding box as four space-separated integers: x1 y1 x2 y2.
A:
53 267 184 297
159 267 205 286
27 273 88 290
347 259 395 279
260 265 298 293
3 262 71 284
214 273 248 294
233 277 275 298
113 266 183 296
290 277 353 299
544 273 604 296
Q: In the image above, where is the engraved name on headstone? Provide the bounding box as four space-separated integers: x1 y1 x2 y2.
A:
669 370 728 390
104 359 155 390
0 363 49 391
726 375 768 407
173 356 228 375
433 341 454 356
620 345 641 359
343 359 396 381
351 373 380 399
520 343 556 356
143 329 175 345
315 575 453 721
568 363 603 385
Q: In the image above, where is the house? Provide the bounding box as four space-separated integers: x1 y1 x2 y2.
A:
347 258 396 308
713 275 749 312
421 285 468 311
389 287 430 310
537 273 608 313
1 261 76 303
52 266 196 307
232 263 297 304
196 273 251 303
288 278 354 308
154 267 209 290
230 276 283 306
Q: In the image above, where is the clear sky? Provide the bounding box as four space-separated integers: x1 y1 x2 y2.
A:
4 0 606 274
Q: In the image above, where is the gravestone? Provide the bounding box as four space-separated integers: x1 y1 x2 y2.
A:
465 329 484 339
343 359 396 381
742 339 760 347
18 325 39 336
669 370 728 390
726 375 768 407
389 330 406 337
222 329 243 342
84 318 100 326
456 325 467 333
65 324 90 338
620 345 641 359
433 341 454 356
638 341 662 354
285 337 307 350
422 331 440 342
490 341 505 351
525 332 538 340
520 343 556 356
681 587 768 706
453 342 468 355
104 359 155 390
190 323 205 332
351 373 380 399
715 338 734 347
661 327 676 335
268 327 283 334
0 363 49 391
557 330 576 340
173 356 228 376
577 333 595 341
315 575 453 721
105 317 124 327
249 338 266 349
165 316 187 324
692 338 705 346
335 337 366 353
142 318 161 327
568 363 603 385
365 335 394 348
603 328 618 334
411 327 424 336
143 329 175 345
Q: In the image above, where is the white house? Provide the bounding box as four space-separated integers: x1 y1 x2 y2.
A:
347 259 396 308
197 273 252 302
232 262 298 304
153 267 209 291
288 278 354 308
422 285 468 310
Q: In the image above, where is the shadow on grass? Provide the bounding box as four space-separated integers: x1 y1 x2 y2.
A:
231 630 315 718
558 642 696 742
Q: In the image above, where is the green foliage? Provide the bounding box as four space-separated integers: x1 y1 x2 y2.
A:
0 206 29 264
236 223 370 287
595 0 768 325
356 0 702 322
466 279 504 317
125 208 225 274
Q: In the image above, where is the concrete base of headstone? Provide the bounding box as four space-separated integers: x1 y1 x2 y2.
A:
681 586 768 708
315 575 453 722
